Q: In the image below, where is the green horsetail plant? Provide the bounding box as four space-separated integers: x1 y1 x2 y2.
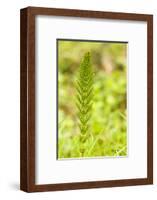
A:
76 52 94 156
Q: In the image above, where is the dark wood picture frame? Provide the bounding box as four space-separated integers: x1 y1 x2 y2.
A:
20 6 153 192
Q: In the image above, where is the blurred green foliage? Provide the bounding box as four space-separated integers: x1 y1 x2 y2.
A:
58 40 127 159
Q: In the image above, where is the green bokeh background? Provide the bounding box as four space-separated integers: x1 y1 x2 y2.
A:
58 39 127 159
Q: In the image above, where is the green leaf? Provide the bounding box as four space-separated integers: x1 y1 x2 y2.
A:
76 52 94 156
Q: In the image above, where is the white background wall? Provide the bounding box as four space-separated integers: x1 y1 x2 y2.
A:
0 0 156 199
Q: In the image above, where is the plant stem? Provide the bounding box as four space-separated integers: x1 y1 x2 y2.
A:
76 52 94 156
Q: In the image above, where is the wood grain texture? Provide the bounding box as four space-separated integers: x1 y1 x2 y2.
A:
20 7 153 192
20 8 28 191
147 15 153 183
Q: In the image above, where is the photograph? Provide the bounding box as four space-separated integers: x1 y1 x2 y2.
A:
57 39 127 159
20 7 153 192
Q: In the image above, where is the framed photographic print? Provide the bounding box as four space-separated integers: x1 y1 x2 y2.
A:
20 7 153 192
